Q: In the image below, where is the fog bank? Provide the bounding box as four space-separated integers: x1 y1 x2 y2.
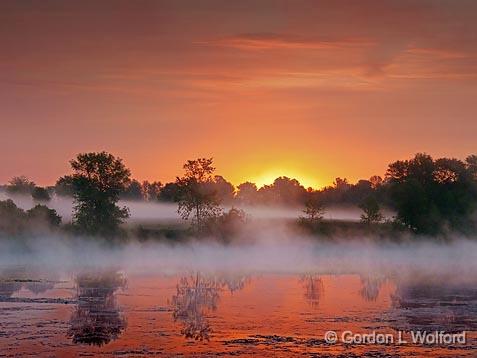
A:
0 192 390 223
1 232 476 286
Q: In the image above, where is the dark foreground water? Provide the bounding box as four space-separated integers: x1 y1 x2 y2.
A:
0 265 476 357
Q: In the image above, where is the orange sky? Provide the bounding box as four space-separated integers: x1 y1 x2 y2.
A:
1 1 476 188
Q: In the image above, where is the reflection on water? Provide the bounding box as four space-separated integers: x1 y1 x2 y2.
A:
23 281 55 294
0 279 22 298
391 278 477 333
0 267 57 297
171 273 250 340
0 266 476 356
300 274 324 308
67 271 127 346
359 275 385 302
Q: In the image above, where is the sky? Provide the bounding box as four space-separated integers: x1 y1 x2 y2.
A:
1 0 476 188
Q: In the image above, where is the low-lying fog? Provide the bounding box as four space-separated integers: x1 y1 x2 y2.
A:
1 192 475 286
1 232 476 286
0 192 384 223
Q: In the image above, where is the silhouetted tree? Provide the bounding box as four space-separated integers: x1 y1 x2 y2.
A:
369 175 384 189
334 177 351 191
120 179 143 201
301 199 325 223
0 199 26 236
0 200 60 236
258 176 307 205
466 155 477 180
236 182 258 204
359 196 384 225
6 176 35 195
55 176 75 196
343 179 374 204
176 158 222 233
66 152 131 238
206 207 247 241
211 175 235 203
27 204 61 228
32 186 51 202
142 180 162 201
386 153 477 235
158 182 181 202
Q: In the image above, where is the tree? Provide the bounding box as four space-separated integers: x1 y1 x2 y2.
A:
0 199 26 236
207 207 247 241
32 187 51 202
55 176 75 196
158 182 181 202
258 177 307 205
120 179 143 201
142 181 162 201
67 152 131 238
236 182 258 204
465 155 477 180
175 158 222 233
369 175 383 189
359 196 384 225
300 198 325 223
386 153 477 234
0 200 61 236
211 175 235 203
6 176 35 195
333 177 351 191
27 204 62 228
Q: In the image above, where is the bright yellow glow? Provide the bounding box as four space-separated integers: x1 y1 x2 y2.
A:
252 169 322 189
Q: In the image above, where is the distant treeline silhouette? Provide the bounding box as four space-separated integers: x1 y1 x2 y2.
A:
1 152 477 237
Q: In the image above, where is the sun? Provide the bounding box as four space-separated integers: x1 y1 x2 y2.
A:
252 169 321 189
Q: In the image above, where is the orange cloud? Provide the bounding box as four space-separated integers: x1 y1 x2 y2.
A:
199 33 374 51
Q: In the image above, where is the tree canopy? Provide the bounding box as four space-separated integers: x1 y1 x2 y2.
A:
386 153 477 235
67 152 131 238
175 158 222 233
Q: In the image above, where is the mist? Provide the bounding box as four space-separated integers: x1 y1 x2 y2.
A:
0 192 388 224
1 191 473 284
1 226 476 285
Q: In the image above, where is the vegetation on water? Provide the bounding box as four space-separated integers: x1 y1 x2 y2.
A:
1 151 477 241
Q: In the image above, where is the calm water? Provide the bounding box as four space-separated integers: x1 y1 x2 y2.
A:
0 266 476 357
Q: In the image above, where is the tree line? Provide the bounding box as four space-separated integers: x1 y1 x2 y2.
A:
1 152 477 238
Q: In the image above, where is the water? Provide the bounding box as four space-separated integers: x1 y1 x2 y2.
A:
0 265 476 357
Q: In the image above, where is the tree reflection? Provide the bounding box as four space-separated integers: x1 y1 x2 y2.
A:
171 272 249 340
0 267 60 299
300 274 324 308
24 281 55 294
218 274 250 294
359 275 385 302
67 271 127 346
0 280 22 297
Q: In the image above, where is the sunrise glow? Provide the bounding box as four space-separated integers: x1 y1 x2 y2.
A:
2 3 477 357
252 169 322 190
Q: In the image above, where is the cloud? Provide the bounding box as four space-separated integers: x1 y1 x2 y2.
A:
199 32 374 51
